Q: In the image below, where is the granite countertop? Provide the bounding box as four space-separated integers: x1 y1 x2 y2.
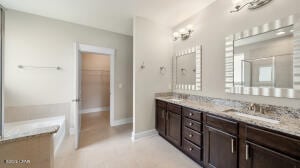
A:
0 125 59 144
156 96 300 138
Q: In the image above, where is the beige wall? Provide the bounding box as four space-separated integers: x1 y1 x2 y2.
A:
4 10 133 128
133 16 173 133
173 0 300 108
81 53 110 111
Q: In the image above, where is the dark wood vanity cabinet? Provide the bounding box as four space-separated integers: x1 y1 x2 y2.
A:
156 100 182 148
245 141 300 168
241 125 300 168
156 101 166 135
204 114 238 168
155 100 300 168
166 109 181 146
182 107 203 164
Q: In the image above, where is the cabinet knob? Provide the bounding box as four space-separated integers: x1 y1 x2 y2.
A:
189 134 193 138
189 122 193 126
189 113 193 116
189 147 193 151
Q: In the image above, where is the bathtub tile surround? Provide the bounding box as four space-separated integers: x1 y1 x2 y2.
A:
0 116 64 168
4 103 70 121
156 92 300 137
0 124 59 144
0 133 55 168
4 116 65 153
5 103 70 133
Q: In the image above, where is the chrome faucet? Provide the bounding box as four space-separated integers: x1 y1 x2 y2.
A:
248 103 269 114
259 106 270 114
248 103 257 112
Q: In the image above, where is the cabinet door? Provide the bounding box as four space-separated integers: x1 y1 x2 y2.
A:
204 126 238 168
156 106 166 136
166 111 181 147
245 141 300 168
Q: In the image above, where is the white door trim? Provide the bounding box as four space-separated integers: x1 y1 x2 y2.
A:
74 42 116 127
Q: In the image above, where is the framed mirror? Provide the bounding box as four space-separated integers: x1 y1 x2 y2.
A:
225 14 300 98
174 45 202 91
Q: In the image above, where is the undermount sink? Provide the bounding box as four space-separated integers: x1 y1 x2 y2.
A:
223 109 280 124
168 98 184 102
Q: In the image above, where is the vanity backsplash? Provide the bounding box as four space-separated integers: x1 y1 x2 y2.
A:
155 92 300 120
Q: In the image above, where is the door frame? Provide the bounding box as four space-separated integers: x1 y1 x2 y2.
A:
73 42 115 131
0 6 4 138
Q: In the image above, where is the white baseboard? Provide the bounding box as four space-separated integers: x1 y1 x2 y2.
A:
131 129 158 141
81 106 110 114
110 117 132 127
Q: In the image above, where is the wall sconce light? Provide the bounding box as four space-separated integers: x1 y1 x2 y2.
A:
140 62 145 69
231 0 273 13
173 24 194 41
160 66 167 75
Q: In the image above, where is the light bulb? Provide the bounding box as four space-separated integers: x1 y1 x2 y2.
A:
276 31 286 36
186 24 194 31
173 32 179 38
179 28 187 34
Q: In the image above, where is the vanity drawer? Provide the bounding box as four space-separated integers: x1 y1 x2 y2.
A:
156 100 167 108
183 108 202 122
167 103 181 115
184 117 202 132
246 125 300 159
183 127 202 146
206 114 238 135
182 139 202 163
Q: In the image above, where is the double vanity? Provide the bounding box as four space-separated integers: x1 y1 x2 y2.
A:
164 14 300 168
155 95 300 168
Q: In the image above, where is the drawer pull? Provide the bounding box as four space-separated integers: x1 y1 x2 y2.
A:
189 122 193 126
246 144 249 160
189 147 193 151
231 138 235 154
189 134 193 138
189 113 193 116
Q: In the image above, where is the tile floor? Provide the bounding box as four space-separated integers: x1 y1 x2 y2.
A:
54 111 201 168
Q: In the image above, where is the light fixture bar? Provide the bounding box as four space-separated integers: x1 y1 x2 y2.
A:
231 0 273 13
173 24 194 41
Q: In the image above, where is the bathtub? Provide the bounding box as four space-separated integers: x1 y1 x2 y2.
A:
4 116 66 155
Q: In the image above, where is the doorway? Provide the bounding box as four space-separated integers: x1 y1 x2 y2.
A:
73 43 115 149
80 53 110 147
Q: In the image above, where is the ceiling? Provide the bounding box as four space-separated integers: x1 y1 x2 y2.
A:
0 0 216 36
